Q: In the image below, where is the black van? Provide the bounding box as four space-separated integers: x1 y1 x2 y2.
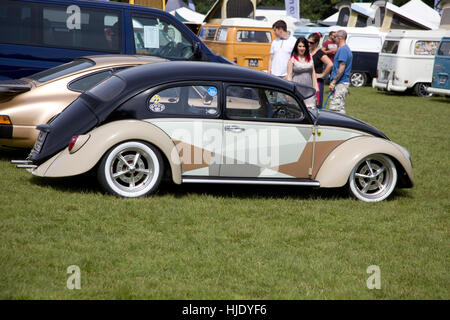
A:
0 0 229 80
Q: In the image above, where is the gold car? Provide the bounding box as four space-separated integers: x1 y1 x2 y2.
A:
0 55 166 148
199 18 274 71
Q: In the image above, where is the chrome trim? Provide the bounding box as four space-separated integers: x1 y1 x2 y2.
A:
182 178 320 186
11 160 33 164
16 164 37 169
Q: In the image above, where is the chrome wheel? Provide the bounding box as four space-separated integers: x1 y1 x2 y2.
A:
349 154 397 202
414 83 432 97
98 141 163 197
350 72 367 87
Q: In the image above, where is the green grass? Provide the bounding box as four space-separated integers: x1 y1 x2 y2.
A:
0 87 448 299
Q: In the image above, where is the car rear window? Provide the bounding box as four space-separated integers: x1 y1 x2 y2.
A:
88 75 125 102
381 40 399 54
27 59 95 83
236 30 272 43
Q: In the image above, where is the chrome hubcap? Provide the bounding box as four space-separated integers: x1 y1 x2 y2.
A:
351 73 364 87
352 156 395 200
110 148 154 191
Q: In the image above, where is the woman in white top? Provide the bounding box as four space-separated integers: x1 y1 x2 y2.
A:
286 37 319 108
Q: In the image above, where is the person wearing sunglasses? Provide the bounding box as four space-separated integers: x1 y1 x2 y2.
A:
308 33 332 108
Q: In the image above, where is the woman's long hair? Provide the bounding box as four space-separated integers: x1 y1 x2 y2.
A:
291 37 311 62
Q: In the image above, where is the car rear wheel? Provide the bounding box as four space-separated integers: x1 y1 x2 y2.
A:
350 72 367 87
348 154 397 202
414 82 432 97
97 141 163 198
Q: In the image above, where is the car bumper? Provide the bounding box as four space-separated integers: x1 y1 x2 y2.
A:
426 86 450 96
0 124 12 139
0 124 39 148
372 78 408 92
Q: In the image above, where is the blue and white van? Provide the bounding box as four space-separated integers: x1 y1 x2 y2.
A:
427 33 450 96
0 0 229 80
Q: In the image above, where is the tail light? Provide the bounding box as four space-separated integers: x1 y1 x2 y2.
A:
0 115 11 125
233 57 238 63
68 134 90 154
68 136 78 152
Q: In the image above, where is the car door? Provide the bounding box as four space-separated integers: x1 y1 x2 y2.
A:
220 84 315 179
144 82 223 177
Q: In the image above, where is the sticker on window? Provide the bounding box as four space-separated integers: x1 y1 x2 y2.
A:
207 87 217 97
149 94 165 112
144 26 159 48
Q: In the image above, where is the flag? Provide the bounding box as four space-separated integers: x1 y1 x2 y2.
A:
285 0 300 20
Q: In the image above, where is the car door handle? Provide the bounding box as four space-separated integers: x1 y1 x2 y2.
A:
225 125 245 133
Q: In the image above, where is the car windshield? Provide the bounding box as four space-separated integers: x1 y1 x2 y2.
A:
27 59 95 83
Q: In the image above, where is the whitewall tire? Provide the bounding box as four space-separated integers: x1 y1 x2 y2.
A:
98 141 163 198
349 154 397 202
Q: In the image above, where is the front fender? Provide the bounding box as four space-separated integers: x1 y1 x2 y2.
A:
31 120 182 184
315 136 414 188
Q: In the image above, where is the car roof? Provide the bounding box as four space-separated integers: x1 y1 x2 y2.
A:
114 61 295 91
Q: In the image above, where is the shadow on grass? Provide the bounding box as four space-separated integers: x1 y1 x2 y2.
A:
28 173 411 202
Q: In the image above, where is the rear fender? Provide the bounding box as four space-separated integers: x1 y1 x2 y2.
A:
31 120 182 184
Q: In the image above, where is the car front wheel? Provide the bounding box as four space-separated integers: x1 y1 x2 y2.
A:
98 141 163 198
350 72 367 87
348 154 397 202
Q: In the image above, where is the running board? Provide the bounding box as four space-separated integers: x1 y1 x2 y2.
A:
182 177 320 186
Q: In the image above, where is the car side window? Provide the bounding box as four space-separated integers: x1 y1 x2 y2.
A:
147 85 219 117
131 15 193 59
225 86 304 120
68 70 113 92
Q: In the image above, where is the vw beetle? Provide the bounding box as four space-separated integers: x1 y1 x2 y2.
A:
15 61 413 202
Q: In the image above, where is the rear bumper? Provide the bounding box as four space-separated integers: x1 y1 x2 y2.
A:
426 86 450 96
372 78 408 92
0 124 12 139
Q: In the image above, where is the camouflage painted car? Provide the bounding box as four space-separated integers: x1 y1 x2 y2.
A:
15 61 413 202
0 55 166 148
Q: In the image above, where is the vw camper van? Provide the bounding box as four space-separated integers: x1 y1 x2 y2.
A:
427 33 450 96
372 29 447 96
198 18 274 71
328 26 386 87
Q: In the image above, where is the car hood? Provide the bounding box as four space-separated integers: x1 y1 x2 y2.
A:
314 110 388 139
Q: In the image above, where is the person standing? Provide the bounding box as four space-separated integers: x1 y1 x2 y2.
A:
267 20 297 79
308 33 333 109
322 31 338 62
328 30 353 114
286 37 318 109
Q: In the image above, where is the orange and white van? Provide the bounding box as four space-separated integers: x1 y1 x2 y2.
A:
198 18 275 71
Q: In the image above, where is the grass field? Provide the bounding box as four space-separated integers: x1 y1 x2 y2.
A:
0 87 448 299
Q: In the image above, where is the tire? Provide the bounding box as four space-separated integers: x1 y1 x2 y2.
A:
97 141 163 198
348 154 397 202
350 72 367 87
414 83 432 97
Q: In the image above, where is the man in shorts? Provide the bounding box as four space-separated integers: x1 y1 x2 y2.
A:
328 30 353 114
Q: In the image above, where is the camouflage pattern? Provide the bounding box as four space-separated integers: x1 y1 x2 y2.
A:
329 82 349 114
